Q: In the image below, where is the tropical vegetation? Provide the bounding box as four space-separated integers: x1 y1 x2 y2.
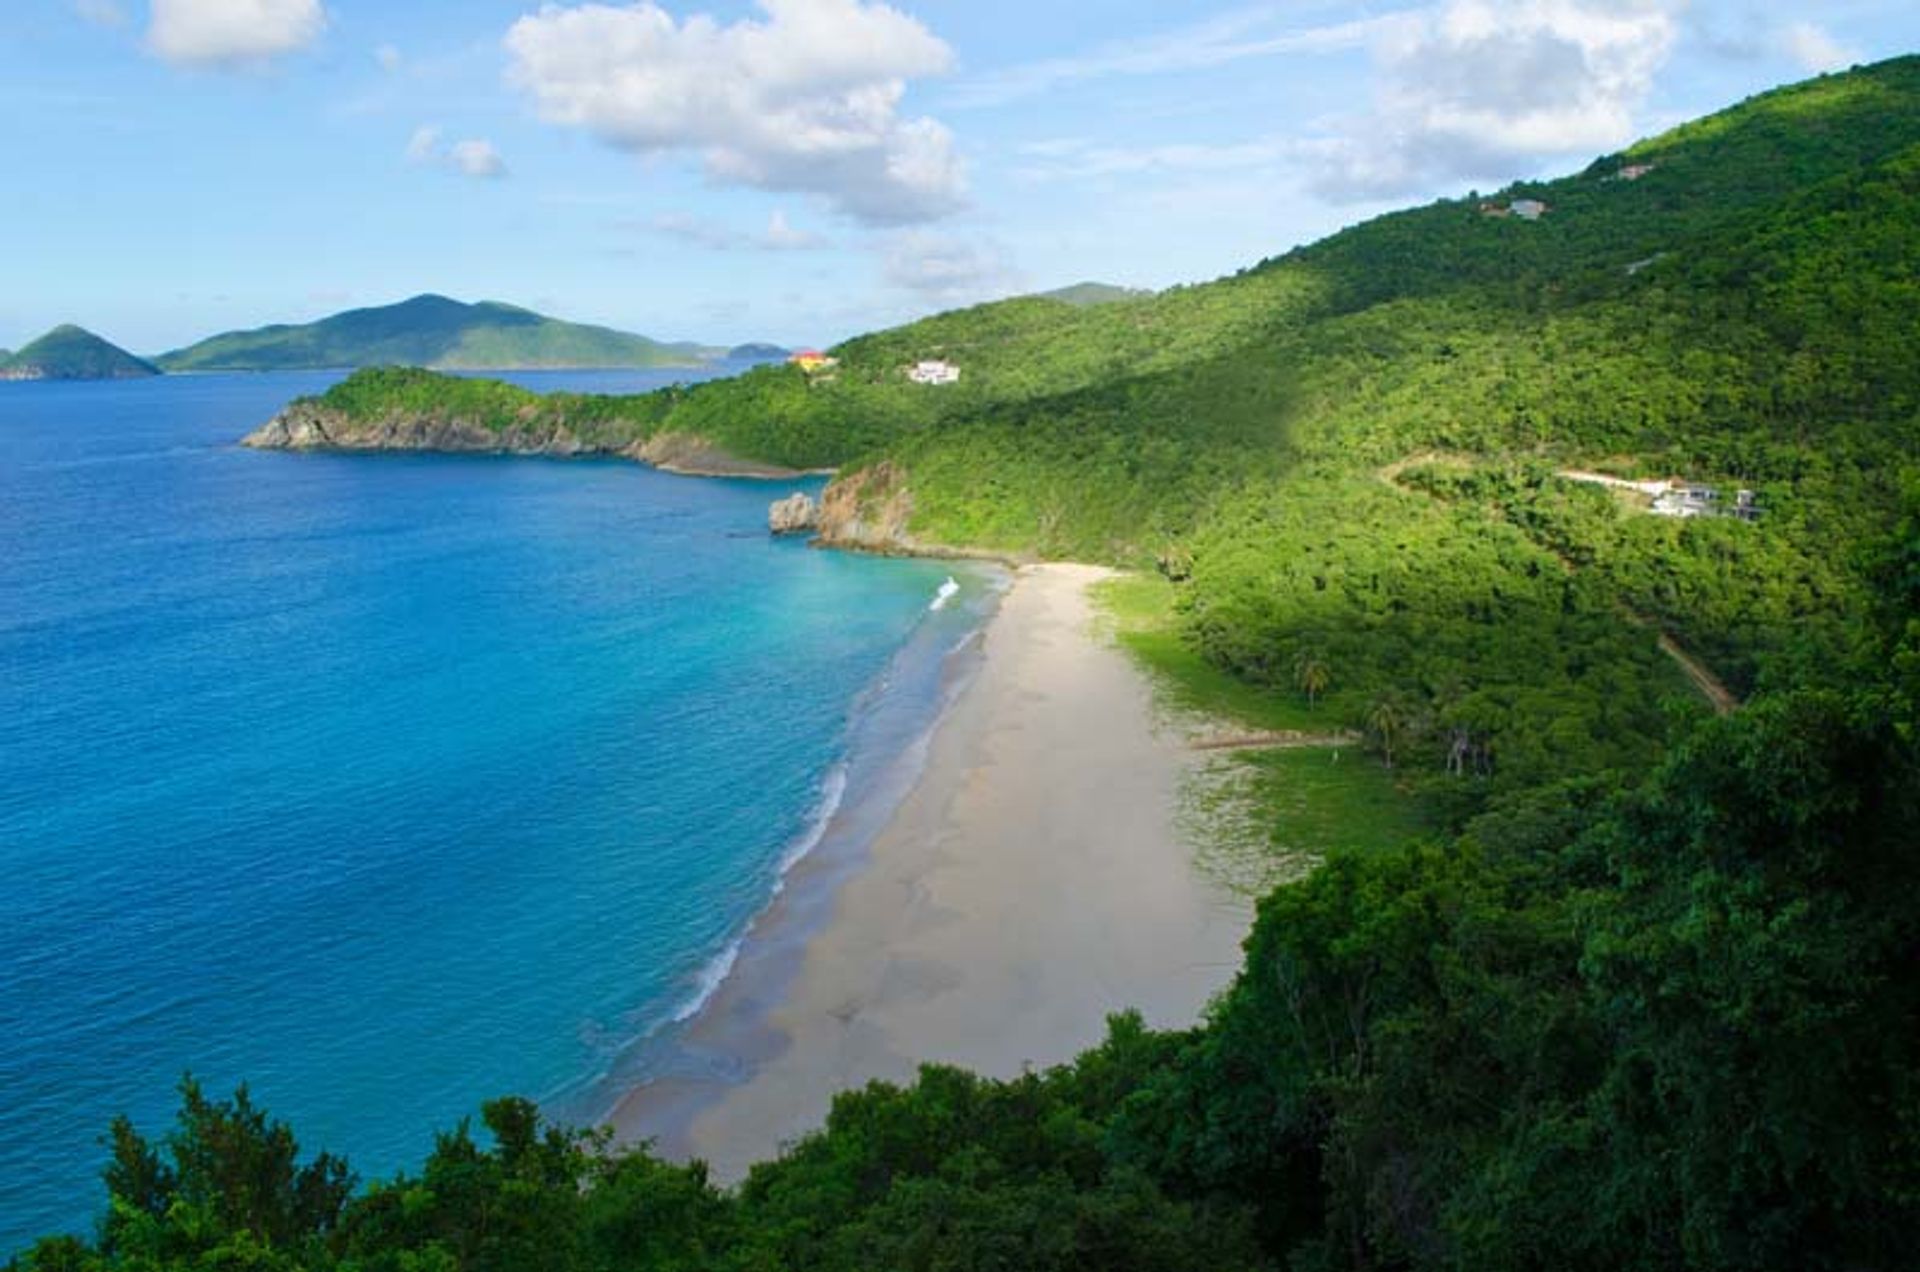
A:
16 56 1920 1271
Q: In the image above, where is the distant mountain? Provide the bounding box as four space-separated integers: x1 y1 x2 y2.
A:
156 295 719 373
0 325 160 381
1034 281 1154 307
727 343 791 362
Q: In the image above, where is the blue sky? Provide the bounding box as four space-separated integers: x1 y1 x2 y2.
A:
3 1 1915 353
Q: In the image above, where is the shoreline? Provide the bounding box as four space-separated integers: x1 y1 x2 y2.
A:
610 563 1254 1180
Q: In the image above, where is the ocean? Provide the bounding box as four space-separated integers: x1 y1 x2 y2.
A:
0 367 994 1252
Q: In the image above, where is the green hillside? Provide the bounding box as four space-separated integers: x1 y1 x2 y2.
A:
1034 280 1155 306
0 325 159 380
25 59 1920 1272
155 294 716 372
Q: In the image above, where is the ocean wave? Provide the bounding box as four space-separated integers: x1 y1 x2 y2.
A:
670 940 741 1024
668 762 848 1024
776 763 849 882
930 576 960 611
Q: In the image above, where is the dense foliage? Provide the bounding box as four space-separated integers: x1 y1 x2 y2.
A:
20 58 1920 1270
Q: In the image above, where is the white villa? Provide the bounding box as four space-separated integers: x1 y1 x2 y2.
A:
1560 471 1761 521
909 359 961 386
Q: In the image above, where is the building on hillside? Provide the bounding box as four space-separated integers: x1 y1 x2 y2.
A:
1480 198 1550 221
908 359 961 386
790 350 839 375
1616 163 1657 181
1652 483 1720 518
1559 470 1762 522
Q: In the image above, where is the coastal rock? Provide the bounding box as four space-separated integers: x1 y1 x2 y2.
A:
242 402 588 454
768 492 820 535
814 461 916 552
241 402 826 485
630 431 809 479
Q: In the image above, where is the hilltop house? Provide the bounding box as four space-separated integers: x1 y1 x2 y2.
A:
790 350 838 375
909 359 961 386
1616 163 1657 181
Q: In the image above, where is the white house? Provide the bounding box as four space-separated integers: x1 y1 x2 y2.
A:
1509 198 1549 221
909 359 961 386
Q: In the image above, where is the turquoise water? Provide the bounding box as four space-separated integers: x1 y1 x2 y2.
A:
0 369 984 1251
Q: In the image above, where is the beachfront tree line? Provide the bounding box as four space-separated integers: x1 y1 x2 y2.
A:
15 57 1920 1272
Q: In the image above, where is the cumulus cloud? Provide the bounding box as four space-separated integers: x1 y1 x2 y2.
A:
504 0 965 225
406 126 508 179
147 0 328 68
1310 0 1679 202
648 209 831 251
1778 20 1858 74
882 231 1024 308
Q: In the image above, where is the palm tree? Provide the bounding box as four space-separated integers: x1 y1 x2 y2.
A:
1293 649 1331 709
1365 693 1407 769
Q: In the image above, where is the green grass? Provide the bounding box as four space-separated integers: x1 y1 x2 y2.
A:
1181 747 1434 898
1092 573 1334 733
1095 571 1431 896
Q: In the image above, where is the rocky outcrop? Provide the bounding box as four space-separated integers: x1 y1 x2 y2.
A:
241 402 591 455
628 431 814 478
768 492 820 535
814 461 917 552
244 405 812 479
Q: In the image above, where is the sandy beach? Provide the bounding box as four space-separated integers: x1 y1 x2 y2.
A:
613 562 1252 1180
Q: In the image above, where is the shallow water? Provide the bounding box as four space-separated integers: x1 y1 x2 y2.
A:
0 368 989 1251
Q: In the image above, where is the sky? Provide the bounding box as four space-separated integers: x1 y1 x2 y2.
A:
2 1 1915 353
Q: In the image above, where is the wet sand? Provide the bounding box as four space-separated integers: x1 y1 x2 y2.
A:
612 563 1251 1179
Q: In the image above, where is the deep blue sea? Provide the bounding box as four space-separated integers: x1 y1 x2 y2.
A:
0 367 988 1251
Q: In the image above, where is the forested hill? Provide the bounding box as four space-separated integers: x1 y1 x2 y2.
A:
0 325 159 381
22 58 1920 1272
156 294 716 372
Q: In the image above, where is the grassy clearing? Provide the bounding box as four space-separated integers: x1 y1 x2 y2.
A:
1091 573 1333 734
1181 750 1435 897
1094 571 1433 896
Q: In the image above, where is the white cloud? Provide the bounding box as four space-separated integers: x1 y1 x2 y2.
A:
648 209 831 251
72 0 129 28
448 138 508 178
1309 0 1680 202
882 231 1024 307
406 126 507 179
405 124 443 164
952 8 1403 108
504 0 965 225
374 43 403 72
147 0 328 68
1778 20 1858 74
1016 136 1297 183
763 210 828 250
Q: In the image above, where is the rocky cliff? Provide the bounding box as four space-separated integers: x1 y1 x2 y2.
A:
813 462 917 551
243 401 809 478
